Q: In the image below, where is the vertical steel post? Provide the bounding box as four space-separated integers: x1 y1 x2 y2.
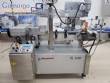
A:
48 5 54 49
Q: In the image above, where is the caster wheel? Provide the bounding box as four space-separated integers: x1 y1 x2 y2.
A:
35 42 40 48
81 73 86 78
35 45 40 48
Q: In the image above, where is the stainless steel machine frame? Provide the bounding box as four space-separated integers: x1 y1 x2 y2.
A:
8 0 93 80
35 43 91 77
33 2 91 77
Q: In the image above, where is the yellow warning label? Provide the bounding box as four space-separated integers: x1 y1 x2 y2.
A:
10 60 16 66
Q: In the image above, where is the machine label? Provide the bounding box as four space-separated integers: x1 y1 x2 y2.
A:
38 57 54 61
75 57 82 60
10 60 16 66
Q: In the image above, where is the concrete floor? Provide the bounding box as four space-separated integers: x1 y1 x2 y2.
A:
0 40 110 83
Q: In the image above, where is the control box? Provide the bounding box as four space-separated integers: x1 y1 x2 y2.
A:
10 44 34 53
9 44 36 80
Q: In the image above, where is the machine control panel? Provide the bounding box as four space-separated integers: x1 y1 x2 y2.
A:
11 44 34 54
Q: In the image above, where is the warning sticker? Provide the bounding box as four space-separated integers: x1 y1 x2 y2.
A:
10 60 16 66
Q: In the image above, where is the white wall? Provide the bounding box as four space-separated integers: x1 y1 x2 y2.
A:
55 0 84 10
89 0 110 17
88 0 110 25
88 0 102 18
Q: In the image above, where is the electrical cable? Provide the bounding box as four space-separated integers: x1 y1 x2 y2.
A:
84 22 103 55
89 24 103 55
52 5 71 25
83 41 90 45
90 40 100 56
73 3 86 27
53 3 85 29
53 2 86 27
72 3 82 28
74 3 82 20
84 40 100 56
88 39 96 53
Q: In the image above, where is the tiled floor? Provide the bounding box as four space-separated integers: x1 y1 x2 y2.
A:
0 40 110 83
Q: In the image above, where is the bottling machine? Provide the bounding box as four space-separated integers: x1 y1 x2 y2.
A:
8 0 97 80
